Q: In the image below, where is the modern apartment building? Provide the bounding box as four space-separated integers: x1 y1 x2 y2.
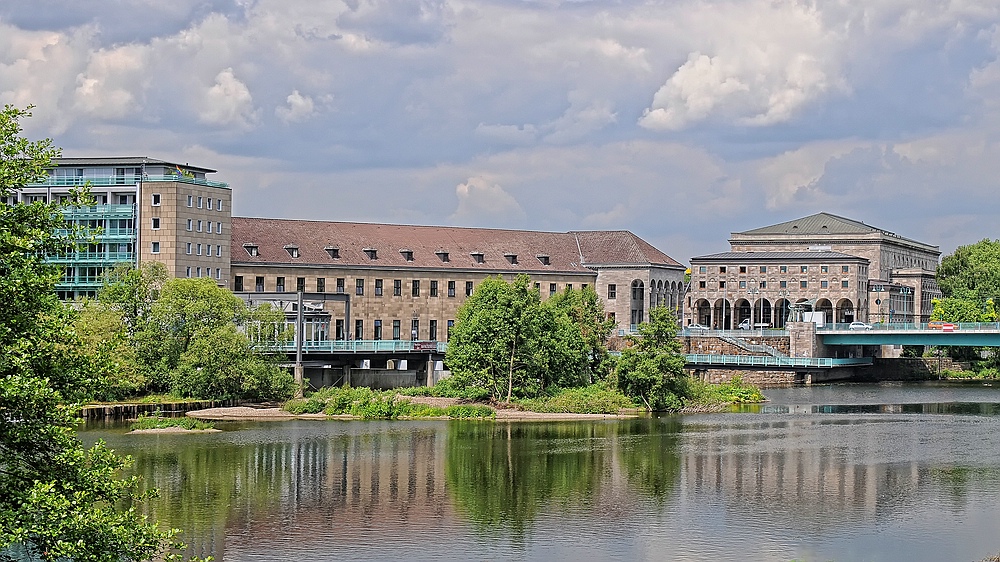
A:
686 212 942 327
230 217 686 339
12 157 232 299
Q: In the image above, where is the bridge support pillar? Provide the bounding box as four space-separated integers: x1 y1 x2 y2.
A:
426 358 435 387
343 365 351 387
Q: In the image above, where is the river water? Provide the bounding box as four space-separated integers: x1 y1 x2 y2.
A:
81 382 1000 562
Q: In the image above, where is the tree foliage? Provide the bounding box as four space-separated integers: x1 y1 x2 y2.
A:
0 105 190 561
80 265 294 401
614 306 687 411
937 239 1000 301
445 275 590 402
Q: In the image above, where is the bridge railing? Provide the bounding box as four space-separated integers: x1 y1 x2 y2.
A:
680 328 789 337
821 322 1000 332
685 354 872 368
262 340 448 354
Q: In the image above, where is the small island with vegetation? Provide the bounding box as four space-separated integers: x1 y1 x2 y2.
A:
128 412 218 434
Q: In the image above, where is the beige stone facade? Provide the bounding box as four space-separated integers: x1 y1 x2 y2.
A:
687 213 942 326
231 218 686 338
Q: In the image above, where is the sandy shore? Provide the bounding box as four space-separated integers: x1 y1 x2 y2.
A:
188 397 636 421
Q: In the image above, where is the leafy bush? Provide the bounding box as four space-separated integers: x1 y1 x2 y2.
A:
684 376 766 407
130 412 214 431
396 377 491 400
517 384 635 414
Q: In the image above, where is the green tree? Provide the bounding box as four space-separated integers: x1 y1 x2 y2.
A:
0 105 184 560
445 275 588 402
547 285 616 383
613 306 688 411
937 239 1000 301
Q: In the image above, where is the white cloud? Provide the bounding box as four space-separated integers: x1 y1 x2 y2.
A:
73 44 147 119
450 176 526 227
198 67 259 130
275 90 318 123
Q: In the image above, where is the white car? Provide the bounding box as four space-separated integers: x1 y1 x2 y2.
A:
849 321 873 331
687 323 710 331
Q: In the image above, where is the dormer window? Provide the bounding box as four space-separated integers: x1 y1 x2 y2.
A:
504 253 518 265
364 248 378 260
243 243 259 257
284 245 300 258
400 249 414 261
470 251 484 264
325 246 340 259
436 250 450 262
536 254 550 266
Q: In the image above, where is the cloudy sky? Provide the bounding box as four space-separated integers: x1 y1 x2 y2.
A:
2 0 999 264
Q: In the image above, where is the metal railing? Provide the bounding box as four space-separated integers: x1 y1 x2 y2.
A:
717 334 787 357
60 204 136 219
32 175 229 189
820 322 1000 332
46 251 135 263
685 354 872 368
264 340 449 354
681 328 789 337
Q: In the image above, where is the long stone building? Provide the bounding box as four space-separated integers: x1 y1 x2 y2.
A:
686 213 941 328
230 217 686 339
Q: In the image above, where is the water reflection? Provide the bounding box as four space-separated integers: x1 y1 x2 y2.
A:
80 386 1000 561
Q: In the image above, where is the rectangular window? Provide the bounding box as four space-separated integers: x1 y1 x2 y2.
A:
393 279 402 296
196 220 202 232
234 276 244 292
207 221 212 233
151 241 160 254
821 280 829 288
255 276 264 292
355 320 364 340
375 279 384 296
197 196 203 208
842 265 850 273
842 280 849 288
567 284 572 290
151 193 161 206
187 219 193 231
412 280 420 297
760 281 767 289
374 320 382 340
216 222 223 234
276 277 286 292
759 266 767 273
411 319 419 340
447 320 454 340
699 266 707 273
739 281 746 289
186 266 191 278
207 197 213 210
196 243 202 256
719 281 726 288
296 277 305 292
800 280 808 288
216 268 221 280
448 281 456 297
549 283 557 296
196 267 201 277
151 217 160 230
186 242 192 255
821 265 829 273
187 195 193 207
336 278 345 293
466 281 474 296
356 279 364 295
217 200 223 212
335 319 344 340
800 265 808 273
392 320 401 340
608 284 617 299
739 266 747 273
216 245 222 257
780 265 788 273
317 278 326 292
430 320 438 341
430 280 438 297
699 281 706 289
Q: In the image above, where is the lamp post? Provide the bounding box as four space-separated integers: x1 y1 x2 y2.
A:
748 277 759 332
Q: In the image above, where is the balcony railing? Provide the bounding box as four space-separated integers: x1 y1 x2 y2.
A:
47 251 135 263
60 204 136 220
263 340 448 354
32 175 229 189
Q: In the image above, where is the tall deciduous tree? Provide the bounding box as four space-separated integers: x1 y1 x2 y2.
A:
937 239 1000 301
0 105 184 560
547 285 616 383
445 275 589 402
614 306 687 411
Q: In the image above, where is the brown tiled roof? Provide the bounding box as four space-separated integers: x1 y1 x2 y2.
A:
231 218 682 272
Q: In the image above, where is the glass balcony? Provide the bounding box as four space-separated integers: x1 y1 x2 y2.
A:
47 251 135 264
31 174 229 189
60 204 137 220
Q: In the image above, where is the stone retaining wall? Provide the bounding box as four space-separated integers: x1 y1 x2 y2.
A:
683 335 790 356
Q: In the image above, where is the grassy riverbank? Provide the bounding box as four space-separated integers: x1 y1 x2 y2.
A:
130 412 216 431
283 386 495 420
